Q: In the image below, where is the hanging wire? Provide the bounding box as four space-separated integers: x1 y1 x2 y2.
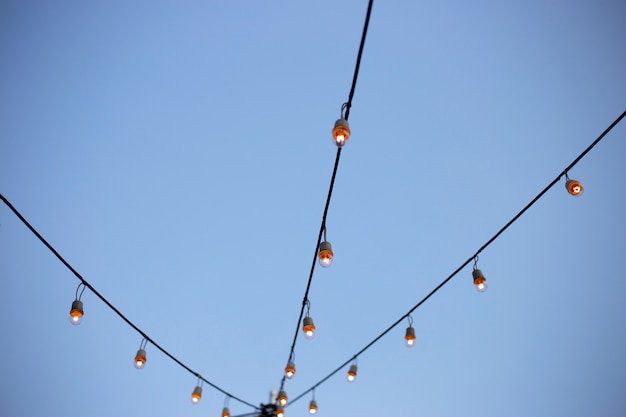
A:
287 109 626 406
277 0 375 396
0 193 258 411
75 282 86 300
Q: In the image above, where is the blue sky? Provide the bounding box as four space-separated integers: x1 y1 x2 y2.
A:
1 1 625 416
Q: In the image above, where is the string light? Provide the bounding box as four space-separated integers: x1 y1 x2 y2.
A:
302 301 316 340
278 390 288 407
565 173 584 196
134 338 148 369
308 390 317 414
276 407 285 417
347 362 358 382
191 377 203 404
318 227 334 268
69 283 85 325
302 316 316 340
472 257 488 292
222 396 231 417
332 117 351 147
404 316 416 348
285 359 296 379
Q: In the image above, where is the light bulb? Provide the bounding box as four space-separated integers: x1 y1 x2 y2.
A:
134 348 147 369
318 241 334 268
222 407 231 417
347 364 357 382
302 316 316 339
285 361 296 379
472 269 488 292
309 399 318 414
405 326 416 348
278 391 288 407
566 179 583 196
276 407 285 417
191 386 202 404
69 300 84 325
332 118 351 147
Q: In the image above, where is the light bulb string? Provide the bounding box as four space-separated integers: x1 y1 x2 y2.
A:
279 146 343 394
287 109 626 407
278 0 375 396
0 193 258 411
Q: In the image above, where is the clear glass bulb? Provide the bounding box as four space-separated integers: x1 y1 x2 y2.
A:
222 407 231 417
318 250 333 267
191 386 202 404
474 277 488 292
332 119 351 147
69 300 84 325
285 361 296 379
347 364 357 382
276 407 284 417
309 400 318 414
302 317 316 340
278 391 288 407
566 179 583 196
134 349 147 369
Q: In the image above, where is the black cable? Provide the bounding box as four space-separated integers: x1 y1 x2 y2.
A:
344 0 374 121
287 109 626 406
0 193 258 411
277 0 375 395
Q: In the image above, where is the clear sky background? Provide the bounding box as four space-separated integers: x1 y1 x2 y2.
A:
1 1 625 416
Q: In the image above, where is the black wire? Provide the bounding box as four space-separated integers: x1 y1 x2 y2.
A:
0 193 258 411
344 0 374 121
278 0 375 396
287 109 626 406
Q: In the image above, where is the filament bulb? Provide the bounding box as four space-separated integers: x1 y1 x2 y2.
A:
318 241 334 268
309 399 318 414
222 407 231 417
285 361 296 379
278 390 288 407
302 316 316 339
405 326 416 348
332 118 351 147
347 364 358 382
134 348 147 369
276 407 285 417
191 386 202 404
69 300 84 325
472 269 488 292
566 179 583 196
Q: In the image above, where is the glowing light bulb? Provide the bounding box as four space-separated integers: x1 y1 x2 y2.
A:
347 364 357 382
222 407 231 417
472 269 488 292
134 348 147 369
318 241 334 268
69 300 84 325
302 316 316 340
191 386 202 404
405 326 416 348
276 407 285 417
566 179 583 196
309 399 318 414
285 361 296 379
278 391 288 407
332 118 351 147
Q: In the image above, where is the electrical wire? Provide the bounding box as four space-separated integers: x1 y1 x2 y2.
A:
287 109 626 407
277 0 375 396
0 193 258 411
